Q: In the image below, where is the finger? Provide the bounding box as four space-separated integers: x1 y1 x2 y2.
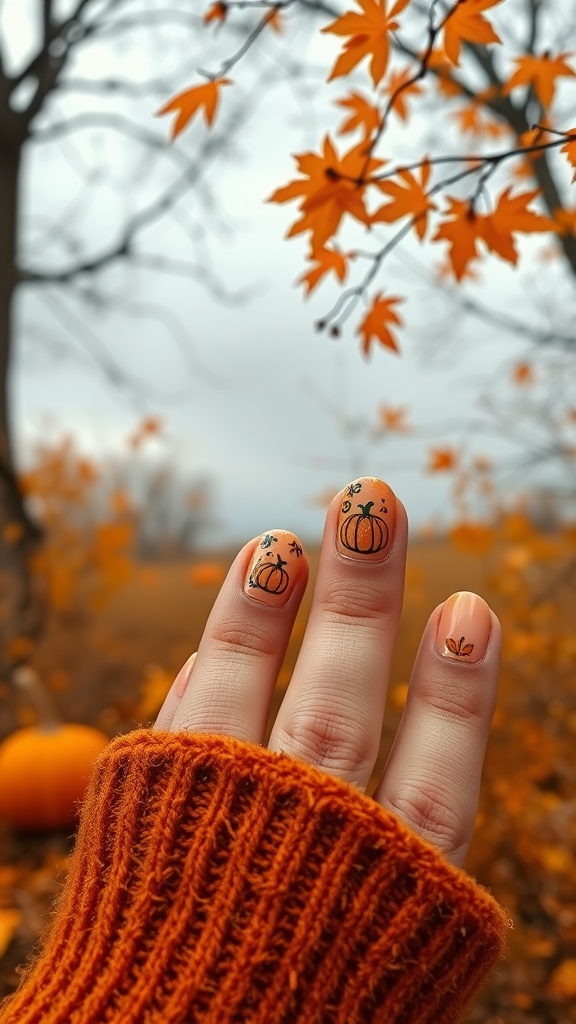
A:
268 476 407 792
153 652 197 732
374 592 501 868
168 531 308 742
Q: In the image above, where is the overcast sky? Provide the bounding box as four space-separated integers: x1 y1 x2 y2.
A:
3 0 575 549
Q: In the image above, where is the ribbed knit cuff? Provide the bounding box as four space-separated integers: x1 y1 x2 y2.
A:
0 729 511 1024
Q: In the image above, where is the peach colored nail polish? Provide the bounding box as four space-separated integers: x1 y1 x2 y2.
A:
244 530 305 607
174 652 197 697
435 592 492 664
336 477 396 562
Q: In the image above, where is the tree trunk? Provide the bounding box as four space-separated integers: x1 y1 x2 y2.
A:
0 142 45 680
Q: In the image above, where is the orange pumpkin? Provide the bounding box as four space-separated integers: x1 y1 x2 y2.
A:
0 723 109 831
340 500 389 554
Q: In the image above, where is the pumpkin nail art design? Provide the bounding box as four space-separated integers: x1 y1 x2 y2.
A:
336 477 396 562
436 592 492 664
244 530 305 607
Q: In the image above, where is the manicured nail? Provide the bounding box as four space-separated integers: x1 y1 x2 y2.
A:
435 592 492 664
336 477 396 562
174 652 197 697
244 530 305 607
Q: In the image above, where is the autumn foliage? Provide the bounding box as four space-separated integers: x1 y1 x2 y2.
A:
0 3 576 1023
158 0 576 357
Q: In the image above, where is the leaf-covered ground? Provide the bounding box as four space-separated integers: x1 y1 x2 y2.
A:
0 535 575 1022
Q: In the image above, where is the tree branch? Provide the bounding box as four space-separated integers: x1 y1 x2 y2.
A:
18 94 254 286
526 0 541 55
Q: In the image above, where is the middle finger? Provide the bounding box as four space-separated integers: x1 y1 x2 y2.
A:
267 476 407 791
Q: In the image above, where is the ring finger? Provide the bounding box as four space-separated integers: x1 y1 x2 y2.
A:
162 530 309 741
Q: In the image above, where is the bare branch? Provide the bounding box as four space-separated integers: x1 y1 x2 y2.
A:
42 0 53 49
36 287 193 408
132 252 263 306
30 112 192 170
526 0 542 54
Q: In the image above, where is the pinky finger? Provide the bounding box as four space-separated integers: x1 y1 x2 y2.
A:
152 653 197 732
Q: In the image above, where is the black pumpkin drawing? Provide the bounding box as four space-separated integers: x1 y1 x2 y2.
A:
253 553 289 594
340 500 388 554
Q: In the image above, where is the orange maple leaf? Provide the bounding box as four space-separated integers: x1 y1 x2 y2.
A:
378 404 411 431
265 8 284 32
503 53 575 109
481 187 558 265
511 362 534 385
561 129 576 183
156 78 232 139
433 188 556 280
381 66 424 121
443 0 502 67
428 447 458 472
432 197 485 279
322 0 410 87
451 100 508 139
357 292 404 356
426 49 463 97
372 160 437 240
553 207 576 235
335 92 381 138
268 135 385 250
297 245 355 295
204 1 227 25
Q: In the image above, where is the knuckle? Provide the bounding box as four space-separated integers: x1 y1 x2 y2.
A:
417 679 487 724
209 619 276 660
385 783 469 858
276 707 374 778
318 577 390 627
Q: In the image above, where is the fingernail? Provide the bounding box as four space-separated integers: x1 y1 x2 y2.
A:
336 477 396 562
174 652 197 697
244 530 305 607
435 592 492 664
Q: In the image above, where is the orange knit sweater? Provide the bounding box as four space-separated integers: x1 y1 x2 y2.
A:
0 729 511 1023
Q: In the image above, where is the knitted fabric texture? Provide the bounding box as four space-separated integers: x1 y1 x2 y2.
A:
0 729 511 1024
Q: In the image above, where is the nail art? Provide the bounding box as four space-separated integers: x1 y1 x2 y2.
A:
436 592 492 664
174 652 197 698
336 477 396 562
244 530 304 607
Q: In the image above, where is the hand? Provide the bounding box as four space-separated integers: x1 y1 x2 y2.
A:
154 476 500 869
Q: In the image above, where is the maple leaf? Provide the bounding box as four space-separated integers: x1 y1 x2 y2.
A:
433 188 556 279
265 8 283 32
381 66 423 121
503 53 575 109
553 207 576 235
357 292 404 356
322 0 410 87
156 78 232 139
451 100 508 139
428 447 458 472
443 0 503 68
378 404 411 431
335 92 381 138
297 245 355 295
432 197 485 279
268 135 385 250
372 160 436 240
426 48 463 97
204 1 227 25
561 129 576 183
482 187 558 266
512 362 534 385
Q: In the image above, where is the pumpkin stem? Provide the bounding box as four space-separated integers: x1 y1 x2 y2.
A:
275 554 287 568
358 501 375 515
12 666 61 732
